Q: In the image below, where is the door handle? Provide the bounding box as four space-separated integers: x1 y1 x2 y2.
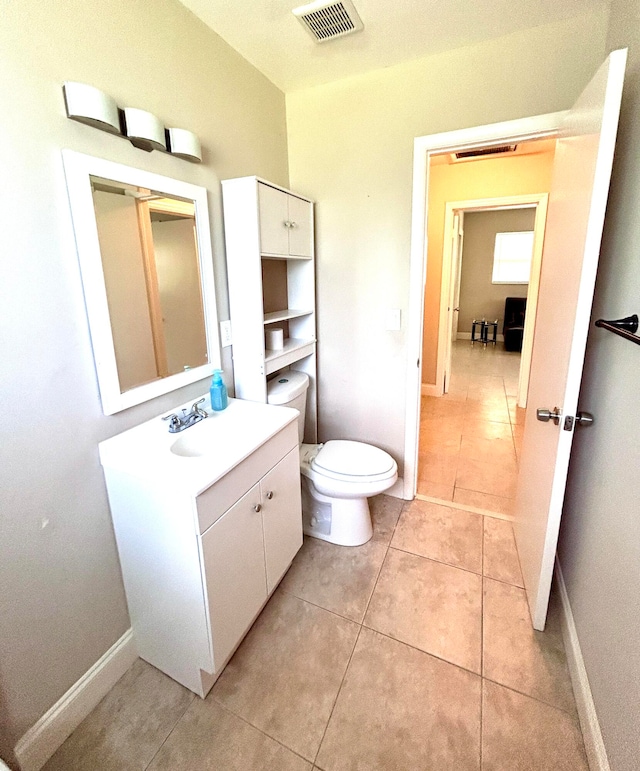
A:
536 407 561 425
575 411 594 426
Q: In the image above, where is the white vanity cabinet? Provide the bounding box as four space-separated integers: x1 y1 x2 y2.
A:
99 398 302 698
222 176 317 442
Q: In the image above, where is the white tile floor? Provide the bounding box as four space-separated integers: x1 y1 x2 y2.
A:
419 340 525 515
44 496 587 770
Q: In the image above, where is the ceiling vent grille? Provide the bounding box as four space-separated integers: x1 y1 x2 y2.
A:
454 145 518 160
293 0 364 43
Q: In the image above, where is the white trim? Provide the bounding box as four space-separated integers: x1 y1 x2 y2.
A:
435 193 548 406
404 111 567 501
421 383 439 397
555 562 610 771
14 630 137 771
61 149 222 415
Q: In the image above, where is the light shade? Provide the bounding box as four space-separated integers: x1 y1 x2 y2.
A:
123 108 166 152
63 82 121 135
166 128 202 163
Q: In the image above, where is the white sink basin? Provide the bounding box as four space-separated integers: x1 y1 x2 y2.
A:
170 419 222 457
99 397 299 496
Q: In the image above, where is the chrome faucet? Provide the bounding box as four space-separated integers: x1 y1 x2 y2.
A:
162 398 208 433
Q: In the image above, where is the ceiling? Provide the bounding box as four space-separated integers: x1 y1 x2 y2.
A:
177 0 608 92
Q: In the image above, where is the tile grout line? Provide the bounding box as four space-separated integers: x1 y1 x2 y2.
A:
311 501 404 767
142 692 196 770
212 698 314 766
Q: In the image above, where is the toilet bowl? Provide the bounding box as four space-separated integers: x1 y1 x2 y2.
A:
267 372 398 546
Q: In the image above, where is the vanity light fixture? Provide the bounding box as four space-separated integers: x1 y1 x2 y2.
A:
165 127 202 163
122 108 167 152
63 81 122 135
62 82 202 162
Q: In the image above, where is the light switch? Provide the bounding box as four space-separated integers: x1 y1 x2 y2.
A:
220 320 232 347
385 308 401 331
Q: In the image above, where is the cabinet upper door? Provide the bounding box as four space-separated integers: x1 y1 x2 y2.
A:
258 184 289 256
201 483 267 671
287 195 313 258
261 447 303 593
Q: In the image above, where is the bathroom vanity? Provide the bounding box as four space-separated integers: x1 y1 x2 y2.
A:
99 397 302 697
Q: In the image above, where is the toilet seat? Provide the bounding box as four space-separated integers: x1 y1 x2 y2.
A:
311 440 396 483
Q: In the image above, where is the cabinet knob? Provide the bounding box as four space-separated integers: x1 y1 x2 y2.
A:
253 503 262 513
283 220 290 228
265 491 274 500
289 221 297 229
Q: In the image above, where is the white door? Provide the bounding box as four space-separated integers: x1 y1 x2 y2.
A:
444 213 464 392
514 48 626 630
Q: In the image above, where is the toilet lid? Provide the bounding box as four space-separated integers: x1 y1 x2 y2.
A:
312 440 395 477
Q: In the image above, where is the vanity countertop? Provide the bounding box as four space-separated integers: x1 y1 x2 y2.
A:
99 397 299 496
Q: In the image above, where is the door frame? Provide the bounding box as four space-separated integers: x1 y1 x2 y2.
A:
436 193 549 406
404 111 567 500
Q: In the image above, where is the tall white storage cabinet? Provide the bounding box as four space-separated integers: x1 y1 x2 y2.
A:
222 176 317 442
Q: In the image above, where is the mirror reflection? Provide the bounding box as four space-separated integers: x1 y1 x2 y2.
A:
91 176 207 392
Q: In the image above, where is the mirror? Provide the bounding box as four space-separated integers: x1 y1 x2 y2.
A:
62 150 221 414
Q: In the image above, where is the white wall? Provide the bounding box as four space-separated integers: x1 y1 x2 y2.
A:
0 0 288 763
558 0 640 768
286 10 608 474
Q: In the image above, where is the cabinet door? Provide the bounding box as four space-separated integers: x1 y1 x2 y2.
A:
201 483 267 671
258 183 289 256
287 195 313 258
261 448 303 593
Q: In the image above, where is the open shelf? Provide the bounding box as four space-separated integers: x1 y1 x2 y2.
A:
261 253 313 261
265 338 316 375
264 309 313 325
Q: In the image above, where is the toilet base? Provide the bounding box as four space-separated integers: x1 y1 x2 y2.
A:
301 478 373 546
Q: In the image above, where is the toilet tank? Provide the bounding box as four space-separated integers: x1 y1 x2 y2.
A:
266 371 309 444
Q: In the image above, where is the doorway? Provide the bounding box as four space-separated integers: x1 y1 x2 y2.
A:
437 194 548 409
403 112 566 500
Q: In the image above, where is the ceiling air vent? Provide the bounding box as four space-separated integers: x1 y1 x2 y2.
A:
454 145 518 160
293 0 364 43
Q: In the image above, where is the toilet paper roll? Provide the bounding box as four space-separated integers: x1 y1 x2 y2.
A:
265 327 284 350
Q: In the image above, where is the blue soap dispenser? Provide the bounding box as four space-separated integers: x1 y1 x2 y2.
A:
209 369 228 411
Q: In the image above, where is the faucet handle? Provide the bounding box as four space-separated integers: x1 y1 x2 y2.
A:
192 398 207 418
162 413 182 432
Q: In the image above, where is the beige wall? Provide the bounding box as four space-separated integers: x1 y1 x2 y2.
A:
423 149 556 382
0 0 288 762
286 8 607 469
457 208 535 334
152 218 208 376
94 191 158 390
558 1 640 768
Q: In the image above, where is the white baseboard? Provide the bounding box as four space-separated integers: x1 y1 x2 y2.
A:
421 384 440 397
555 562 610 771
14 629 137 771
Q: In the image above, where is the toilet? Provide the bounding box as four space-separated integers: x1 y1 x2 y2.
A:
267 371 398 546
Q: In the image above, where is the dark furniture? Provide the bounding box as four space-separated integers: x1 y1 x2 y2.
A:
503 297 527 352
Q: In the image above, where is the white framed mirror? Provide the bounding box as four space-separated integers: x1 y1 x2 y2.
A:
62 149 221 414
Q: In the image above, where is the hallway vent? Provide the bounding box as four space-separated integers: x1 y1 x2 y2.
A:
293 0 364 43
454 145 518 160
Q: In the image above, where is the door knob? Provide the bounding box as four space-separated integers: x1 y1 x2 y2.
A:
536 407 561 425
575 411 594 426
